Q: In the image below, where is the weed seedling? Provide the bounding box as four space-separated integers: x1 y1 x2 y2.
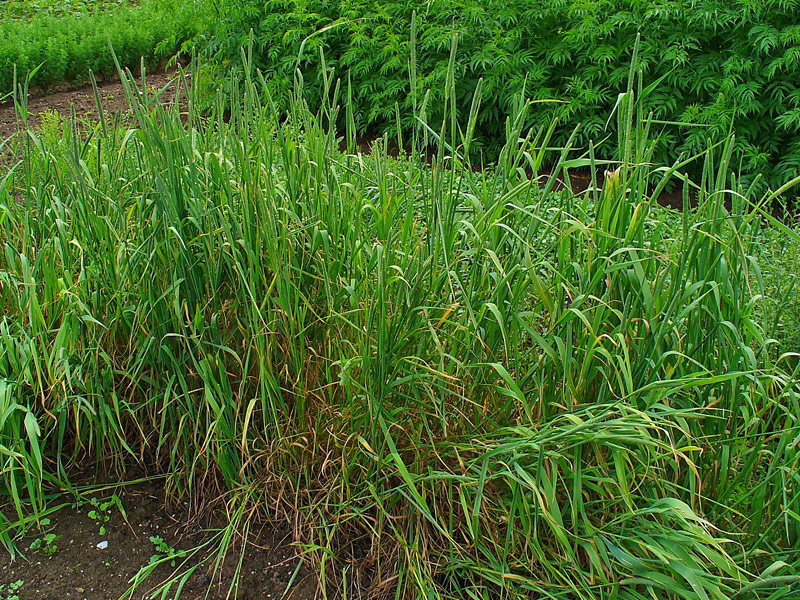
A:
29 519 60 557
86 495 124 536
149 536 185 567
29 534 60 557
0 580 24 600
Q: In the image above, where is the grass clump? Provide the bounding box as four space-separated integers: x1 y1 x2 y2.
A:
1 57 800 599
0 0 201 94
759 219 800 357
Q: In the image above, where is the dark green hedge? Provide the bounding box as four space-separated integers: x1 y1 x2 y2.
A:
205 0 800 184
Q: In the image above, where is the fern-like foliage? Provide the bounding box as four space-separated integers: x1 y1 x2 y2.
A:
205 0 800 185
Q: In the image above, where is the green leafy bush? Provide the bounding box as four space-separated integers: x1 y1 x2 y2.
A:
206 0 800 185
0 0 201 94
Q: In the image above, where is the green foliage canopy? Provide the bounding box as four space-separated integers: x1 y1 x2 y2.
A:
207 0 800 184
0 0 201 93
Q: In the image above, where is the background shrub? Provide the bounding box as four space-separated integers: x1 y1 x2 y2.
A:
0 0 202 94
2 69 800 599
205 0 800 186
1 0 136 22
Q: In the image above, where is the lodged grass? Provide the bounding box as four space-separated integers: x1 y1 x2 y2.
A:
1 51 800 599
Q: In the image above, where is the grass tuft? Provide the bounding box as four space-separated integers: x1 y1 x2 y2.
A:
1 55 800 599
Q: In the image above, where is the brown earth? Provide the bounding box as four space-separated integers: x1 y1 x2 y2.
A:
0 478 317 600
0 65 185 144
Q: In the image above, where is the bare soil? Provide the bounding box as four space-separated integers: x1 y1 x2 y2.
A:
0 479 317 600
0 66 184 143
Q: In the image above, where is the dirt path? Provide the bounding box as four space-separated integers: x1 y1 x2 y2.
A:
1 479 316 600
0 67 185 143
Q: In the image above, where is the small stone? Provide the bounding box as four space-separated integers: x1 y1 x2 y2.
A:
96 540 108 549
